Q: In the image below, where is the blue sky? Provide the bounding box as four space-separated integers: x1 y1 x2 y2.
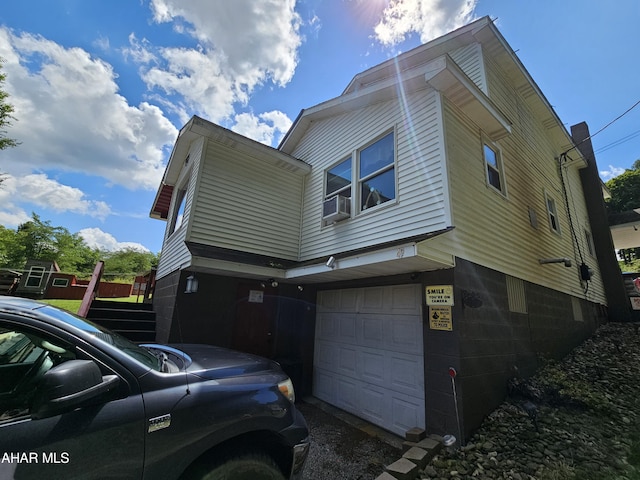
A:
0 0 638 255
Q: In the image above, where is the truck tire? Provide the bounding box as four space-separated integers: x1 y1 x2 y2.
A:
196 454 285 480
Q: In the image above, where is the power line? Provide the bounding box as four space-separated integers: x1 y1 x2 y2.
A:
594 128 640 155
562 98 640 156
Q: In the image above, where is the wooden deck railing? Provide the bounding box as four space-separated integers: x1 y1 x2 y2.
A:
77 261 104 317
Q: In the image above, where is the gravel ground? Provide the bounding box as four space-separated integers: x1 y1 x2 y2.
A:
421 322 640 480
297 401 401 480
297 322 640 480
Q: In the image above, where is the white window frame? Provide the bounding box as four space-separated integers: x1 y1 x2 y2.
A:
169 188 187 236
544 191 561 235
324 156 352 202
356 130 397 213
584 229 595 257
51 278 69 287
322 128 397 225
482 136 507 196
25 266 46 288
168 162 193 237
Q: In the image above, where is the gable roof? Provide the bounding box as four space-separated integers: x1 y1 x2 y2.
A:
279 16 579 162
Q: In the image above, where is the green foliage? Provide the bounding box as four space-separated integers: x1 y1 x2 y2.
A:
620 258 640 273
101 248 159 282
605 168 640 213
0 58 18 152
0 213 158 280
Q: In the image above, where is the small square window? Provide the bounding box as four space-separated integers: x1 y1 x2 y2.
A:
52 278 69 288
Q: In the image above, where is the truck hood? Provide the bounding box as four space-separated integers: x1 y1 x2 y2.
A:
166 343 281 380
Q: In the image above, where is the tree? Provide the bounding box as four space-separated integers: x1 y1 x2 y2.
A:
2 213 99 276
0 58 18 151
102 248 159 281
605 167 640 213
1 214 159 280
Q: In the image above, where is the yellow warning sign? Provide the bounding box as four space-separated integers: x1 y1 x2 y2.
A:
426 285 454 306
429 306 452 331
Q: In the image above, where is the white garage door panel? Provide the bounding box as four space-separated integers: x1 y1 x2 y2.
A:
391 396 424 433
337 346 358 376
336 378 358 411
313 285 425 436
314 340 338 369
313 370 335 403
390 354 425 395
360 350 385 383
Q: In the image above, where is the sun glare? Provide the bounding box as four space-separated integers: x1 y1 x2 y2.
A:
350 0 392 28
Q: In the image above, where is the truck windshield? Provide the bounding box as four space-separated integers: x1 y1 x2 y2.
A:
40 305 161 371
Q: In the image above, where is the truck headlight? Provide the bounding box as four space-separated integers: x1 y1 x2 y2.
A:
277 378 295 403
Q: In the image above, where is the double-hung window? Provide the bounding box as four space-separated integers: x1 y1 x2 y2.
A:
359 132 396 210
325 157 352 201
545 192 561 234
323 130 396 224
483 139 506 194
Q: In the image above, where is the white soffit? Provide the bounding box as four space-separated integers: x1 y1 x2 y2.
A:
425 55 511 140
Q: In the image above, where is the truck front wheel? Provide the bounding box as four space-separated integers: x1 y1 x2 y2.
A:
195 454 286 480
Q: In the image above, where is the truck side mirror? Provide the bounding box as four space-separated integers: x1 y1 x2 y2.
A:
32 359 119 419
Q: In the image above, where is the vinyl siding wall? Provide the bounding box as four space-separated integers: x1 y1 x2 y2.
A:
156 137 204 279
187 138 305 260
295 89 450 261
441 50 606 304
449 43 487 94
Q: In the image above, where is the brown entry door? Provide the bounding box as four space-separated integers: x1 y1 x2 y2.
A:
232 282 277 358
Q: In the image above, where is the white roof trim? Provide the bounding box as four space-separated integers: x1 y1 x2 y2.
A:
425 54 511 139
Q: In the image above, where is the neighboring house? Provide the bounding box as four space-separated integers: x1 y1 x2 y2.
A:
150 17 628 439
14 260 60 299
609 209 640 253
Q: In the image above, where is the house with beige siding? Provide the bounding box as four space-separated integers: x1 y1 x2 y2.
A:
149 16 627 439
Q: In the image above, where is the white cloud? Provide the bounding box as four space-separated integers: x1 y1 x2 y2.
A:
0 174 111 227
232 111 293 146
374 0 477 45
138 0 302 128
600 165 626 180
78 227 150 252
149 0 301 85
0 27 178 191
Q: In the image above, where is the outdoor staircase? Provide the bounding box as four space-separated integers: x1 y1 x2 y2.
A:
86 300 156 343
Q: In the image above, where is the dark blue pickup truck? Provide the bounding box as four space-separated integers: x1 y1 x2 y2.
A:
0 296 309 479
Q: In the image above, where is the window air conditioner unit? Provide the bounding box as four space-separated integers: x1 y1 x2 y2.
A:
322 195 351 224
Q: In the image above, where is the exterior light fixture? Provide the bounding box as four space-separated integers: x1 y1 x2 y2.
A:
184 274 199 294
326 256 336 269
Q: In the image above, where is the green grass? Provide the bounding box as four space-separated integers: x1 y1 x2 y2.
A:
41 295 148 314
40 299 82 313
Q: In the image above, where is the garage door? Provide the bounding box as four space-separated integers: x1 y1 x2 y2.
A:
313 284 425 436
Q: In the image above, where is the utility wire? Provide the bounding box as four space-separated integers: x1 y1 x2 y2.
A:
562 98 640 157
594 128 640 155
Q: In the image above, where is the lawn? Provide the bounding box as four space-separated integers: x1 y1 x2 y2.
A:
42 295 148 314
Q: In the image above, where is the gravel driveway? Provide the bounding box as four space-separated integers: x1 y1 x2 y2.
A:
297 399 402 480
